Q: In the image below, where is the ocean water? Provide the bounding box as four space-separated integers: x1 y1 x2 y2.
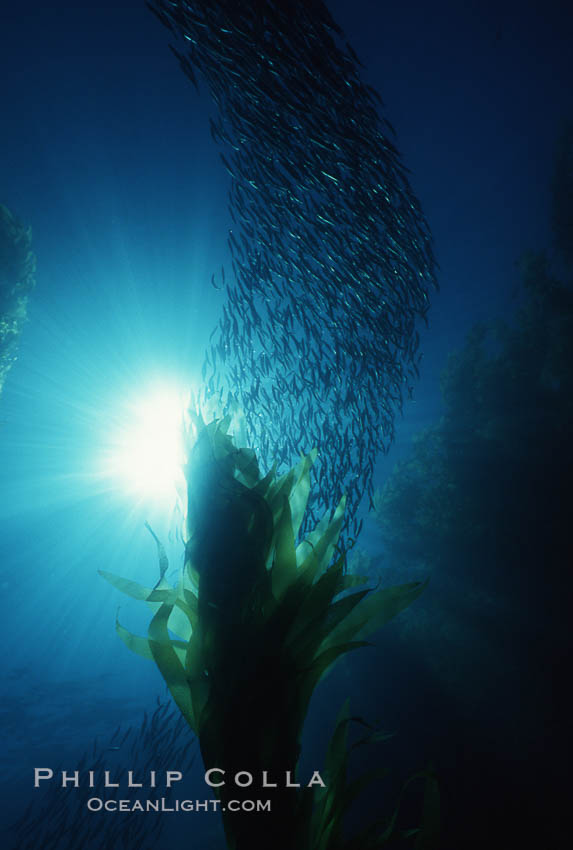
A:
1 1 572 848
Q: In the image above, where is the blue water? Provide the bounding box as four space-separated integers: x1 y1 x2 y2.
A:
1 1 572 847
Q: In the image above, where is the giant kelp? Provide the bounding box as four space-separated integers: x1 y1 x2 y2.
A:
102 416 434 849
551 120 573 268
373 254 573 576
148 0 437 540
0 204 35 397
370 194 573 846
372 120 573 566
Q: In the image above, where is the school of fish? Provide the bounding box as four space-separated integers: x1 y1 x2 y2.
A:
12 700 196 849
150 0 438 541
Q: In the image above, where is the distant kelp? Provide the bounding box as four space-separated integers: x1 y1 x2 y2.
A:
0 204 36 396
149 0 437 541
11 699 196 850
368 170 573 848
372 252 573 575
551 120 573 268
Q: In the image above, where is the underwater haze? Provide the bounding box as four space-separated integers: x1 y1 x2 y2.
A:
1 0 572 848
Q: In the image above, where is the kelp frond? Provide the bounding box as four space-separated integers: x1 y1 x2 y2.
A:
101 416 424 734
100 416 429 848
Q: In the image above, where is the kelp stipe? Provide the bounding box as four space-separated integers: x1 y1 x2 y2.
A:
101 416 435 848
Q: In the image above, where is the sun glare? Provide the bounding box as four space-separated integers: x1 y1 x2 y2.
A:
104 382 188 507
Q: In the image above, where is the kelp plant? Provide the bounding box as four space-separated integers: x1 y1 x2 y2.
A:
0 204 35 397
101 415 435 849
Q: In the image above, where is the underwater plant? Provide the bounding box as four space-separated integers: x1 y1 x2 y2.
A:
373 110 573 575
102 415 437 849
373 248 573 579
369 159 573 846
0 204 35 397
551 120 573 269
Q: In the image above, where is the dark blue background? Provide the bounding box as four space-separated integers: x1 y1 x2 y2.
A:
1 1 571 847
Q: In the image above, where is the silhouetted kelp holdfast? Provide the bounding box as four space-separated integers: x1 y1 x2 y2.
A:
101 415 438 848
147 0 438 544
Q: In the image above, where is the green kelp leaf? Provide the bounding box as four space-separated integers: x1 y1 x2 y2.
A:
299 641 370 717
168 602 192 642
146 576 178 603
218 413 232 435
288 557 343 646
281 549 346 659
315 817 337 850
267 467 296 526
290 585 371 662
204 415 231 452
182 565 199 596
272 496 297 599
183 561 200 595
265 574 314 651
144 521 168 582
296 497 334 568
311 702 351 850
253 461 277 503
174 587 193 615
321 587 372 640
182 590 199 627
287 558 350 656
171 570 196 637
322 580 427 652
375 804 400 846
233 445 260 487
324 699 350 783
298 495 346 578
281 511 333 594
99 569 160 602
312 641 372 681
100 570 179 611
148 602 196 732
289 449 317 540
293 543 321 589
115 619 154 660
339 573 371 590
115 616 187 661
